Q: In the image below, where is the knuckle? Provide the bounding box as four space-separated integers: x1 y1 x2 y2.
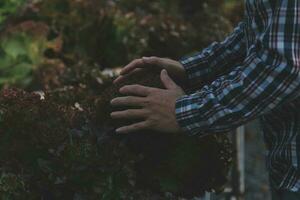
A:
114 112 123 118
151 58 158 64
123 96 130 102
142 99 151 106
145 121 153 127
126 110 134 115
123 85 136 91
113 99 120 104
133 84 142 91
147 115 155 122
150 88 159 93
121 86 128 91
146 119 155 127
135 123 142 128
128 60 137 67
134 58 142 65
143 98 152 106
151 56 161 64
113 112 120 117
148 91 157 99
144 122 151 128
147 88 154 94
142 109 151 115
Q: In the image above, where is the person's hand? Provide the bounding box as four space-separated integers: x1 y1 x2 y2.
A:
110 69 185 134
113 56 187 86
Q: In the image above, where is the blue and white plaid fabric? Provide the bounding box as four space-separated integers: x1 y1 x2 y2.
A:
175 0 300 191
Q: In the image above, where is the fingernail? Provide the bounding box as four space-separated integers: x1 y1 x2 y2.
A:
119 87 125 93
116 128 122 133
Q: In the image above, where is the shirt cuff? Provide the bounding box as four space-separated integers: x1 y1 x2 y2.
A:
175 94 207 137
179 55 212 88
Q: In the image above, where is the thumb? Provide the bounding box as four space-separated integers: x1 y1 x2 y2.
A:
160 69 178 89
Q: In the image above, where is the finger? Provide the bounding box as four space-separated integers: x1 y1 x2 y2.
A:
110 109 147 119
120 58 145 75
120 56 163 76
160 69 178 89
113 68 143 85
113 75 124 85
110 96 145 107
142 56 161 65
119 84 152 96
116 121 150 134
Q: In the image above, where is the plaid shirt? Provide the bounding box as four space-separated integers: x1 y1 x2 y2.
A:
176 0 300 191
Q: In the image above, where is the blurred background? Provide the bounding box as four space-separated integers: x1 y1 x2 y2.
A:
0 0 270 199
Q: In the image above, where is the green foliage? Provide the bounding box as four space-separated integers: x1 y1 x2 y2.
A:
0 172 27 200
223 0 245 25
0 21 61 88
0 0 236 89
0 0 26 25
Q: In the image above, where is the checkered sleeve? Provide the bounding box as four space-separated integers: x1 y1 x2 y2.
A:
179 22 247 89
176 1 300 136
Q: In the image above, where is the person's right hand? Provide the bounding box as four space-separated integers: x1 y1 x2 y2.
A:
113 56 188 86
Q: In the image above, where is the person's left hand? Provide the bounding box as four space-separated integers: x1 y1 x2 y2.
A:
110 69 185 134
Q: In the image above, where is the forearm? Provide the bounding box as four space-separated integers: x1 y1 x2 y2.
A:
176 1 300 137
180 22 247 90
176 51 300 136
